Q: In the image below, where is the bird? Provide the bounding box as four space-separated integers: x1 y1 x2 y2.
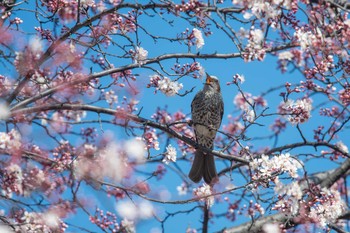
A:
189 73 224 185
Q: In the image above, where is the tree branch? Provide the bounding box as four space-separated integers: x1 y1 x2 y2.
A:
221 159 350 232
10 103 250 164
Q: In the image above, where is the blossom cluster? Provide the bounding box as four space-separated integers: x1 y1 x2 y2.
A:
148 75 184 96
233 0 297 24
308 188 345 228
243 27 266 62
193 183 214 208
171 62 205 79
0 129 21 151
133 46 148 65
192 28 205 49
162 144 177 165
73 139 146 186
279 98 313 124
233 92 267 111
8 203 71 233
250 153 302 182
142 128 160 150
273 178 303 215
89 208 121 231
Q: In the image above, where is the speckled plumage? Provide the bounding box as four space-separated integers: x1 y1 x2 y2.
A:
189 75 224 184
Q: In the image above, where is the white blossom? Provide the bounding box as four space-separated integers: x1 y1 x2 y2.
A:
278 51 294 61
162 144 177 165
192 28 205 49
243 11 253 19
80 0 95 7
250 28 264 43
117 201 138 220
336 141 349 154
262 223 281 233
29 36 43 55
309 188 345 228
0 129 21 150
121 219 136 233
281 98 312 124
0 102 10 120
177 183 188 196
273 178 303 214
235 74 245 83
251 153 302 180
100 142 127 182
294 28 317 51
243 109 255 122
193 183 214 208
157 77 183 96
138 201 154 219
125 138 146 163
117 200 154 221
134 46 148 65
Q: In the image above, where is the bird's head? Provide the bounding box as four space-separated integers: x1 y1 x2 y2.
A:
205 73 221 92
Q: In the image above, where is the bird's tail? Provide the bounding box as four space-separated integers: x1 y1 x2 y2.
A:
203 153 217 184
189 150 204 183
189 150 217 184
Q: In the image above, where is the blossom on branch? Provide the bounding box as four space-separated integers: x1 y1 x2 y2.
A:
177 183 188 196
279 98 313 124
133 46 148 65
339 86 350 106
243 27 266 61
162 144 177 165
336 141 349 154
192 28 205 49
193 183 214 208
0 102 10 120
273 178 303 215
157 77 184 96
308 188 345 228
250 153 302 181
0 129 21 151
148 75 184 96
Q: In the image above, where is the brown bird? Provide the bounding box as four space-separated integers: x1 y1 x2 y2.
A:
189 73 224 184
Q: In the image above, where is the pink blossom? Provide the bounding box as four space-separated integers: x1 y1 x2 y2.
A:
143 128 160 150
339 87 350 105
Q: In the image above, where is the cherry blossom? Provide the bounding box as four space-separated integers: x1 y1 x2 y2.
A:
157 77 184 96
308 188 345 228
279 98 313 124
1 1 350 232
192 28 205 49
177 183 188 196
162 144 177 165
193 183 214 208
336 141 349 154
133 46 148 65
251 153 302 181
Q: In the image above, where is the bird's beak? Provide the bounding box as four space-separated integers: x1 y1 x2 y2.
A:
206 73 211 84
